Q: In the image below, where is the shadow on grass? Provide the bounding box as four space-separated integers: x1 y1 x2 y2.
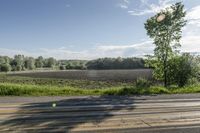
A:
0 96 143 132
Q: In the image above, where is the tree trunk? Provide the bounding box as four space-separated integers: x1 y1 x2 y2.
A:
164 60 167 87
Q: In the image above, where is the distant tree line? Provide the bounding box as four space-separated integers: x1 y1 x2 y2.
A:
0 55 146 72
86 57 145 69
58 60 87 70
0 55 58 72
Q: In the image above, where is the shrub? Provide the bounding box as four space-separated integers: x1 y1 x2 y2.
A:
0 64 11 72
16 65 22 71
59 65 66 70
168 54 198 87
135 78 151 88
187 77 199 86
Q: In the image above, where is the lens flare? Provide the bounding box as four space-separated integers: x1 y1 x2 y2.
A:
157 14 166 22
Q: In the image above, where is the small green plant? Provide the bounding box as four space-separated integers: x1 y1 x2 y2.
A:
135 78 151 88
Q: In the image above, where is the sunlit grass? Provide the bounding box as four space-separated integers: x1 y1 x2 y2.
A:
0 74 199 96
0 82 199 96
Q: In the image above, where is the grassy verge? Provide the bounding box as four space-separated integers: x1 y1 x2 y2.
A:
0 83 120 96
0 82 200 96
0 75 199 96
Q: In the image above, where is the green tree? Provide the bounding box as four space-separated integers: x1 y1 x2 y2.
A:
11 55 25 71
35 56 44 68
144 2 186 87
195 56 200 80
59 65 66 70
0 56 11 72
65 62 73 69
25 57 35 70
0 64 11 72
46 57 56 68
168 54 199 87
0 56 10 64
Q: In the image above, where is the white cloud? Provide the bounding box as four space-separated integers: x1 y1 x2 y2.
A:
117 0 130 9
128 10 153 16
97 41 154 57
0 41 154 60
123 0 130 4
186 5 200 27
97 41 153 51
0 48 90 60
118 4 128 9
180 5 200 53
181 35 200 53
0 48 29 57
128 0 173 16
186 5 200 20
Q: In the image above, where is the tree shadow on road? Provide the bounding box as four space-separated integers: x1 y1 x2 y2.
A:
0 96 144 133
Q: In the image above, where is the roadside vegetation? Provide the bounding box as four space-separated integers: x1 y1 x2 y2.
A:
145 2 200 88
0 74 199 96
0 77 199 96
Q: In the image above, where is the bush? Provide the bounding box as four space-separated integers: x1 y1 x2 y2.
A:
168 54 198 87
0 64 11 72
187 77 199 85
16 65 22 71
59 65 66 70
135 78 151 88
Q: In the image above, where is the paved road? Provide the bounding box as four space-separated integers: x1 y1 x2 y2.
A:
1 94 200 133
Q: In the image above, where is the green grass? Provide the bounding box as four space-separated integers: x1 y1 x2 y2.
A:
0 83 122 96
0 75 199 96
0 82 199 96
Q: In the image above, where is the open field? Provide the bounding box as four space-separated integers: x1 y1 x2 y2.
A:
0 71 199 96
8 69 153 81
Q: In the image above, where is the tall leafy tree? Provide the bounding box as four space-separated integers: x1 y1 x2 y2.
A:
25 57 35 70
46 57 57 68
11 55 25 71
35 56 44 68
144 2 187 87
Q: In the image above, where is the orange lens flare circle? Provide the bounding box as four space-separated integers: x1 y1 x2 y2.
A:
157 14 166 22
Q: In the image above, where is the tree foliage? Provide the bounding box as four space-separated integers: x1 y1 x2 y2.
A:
145 2 187 87
86 57 145 70
0 55 147 72
0 64 11 72
25 57 35 70
168 54 199 87
35 56 44 68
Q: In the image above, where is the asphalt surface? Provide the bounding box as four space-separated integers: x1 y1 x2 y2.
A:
1 94 200 133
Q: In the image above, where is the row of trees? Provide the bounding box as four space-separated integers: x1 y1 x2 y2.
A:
58 60 87 70
86 57 145 69
0 55 146 72
0 55 57 72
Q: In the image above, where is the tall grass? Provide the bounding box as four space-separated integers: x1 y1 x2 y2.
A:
0 83 200 96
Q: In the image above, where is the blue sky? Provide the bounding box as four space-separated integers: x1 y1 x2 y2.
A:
0 0 200 59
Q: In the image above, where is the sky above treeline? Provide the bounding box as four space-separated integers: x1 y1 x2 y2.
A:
0 0 200 59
